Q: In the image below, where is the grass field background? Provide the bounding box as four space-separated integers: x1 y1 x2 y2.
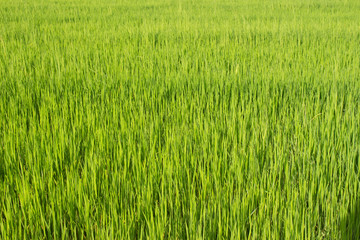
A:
1 0 360 239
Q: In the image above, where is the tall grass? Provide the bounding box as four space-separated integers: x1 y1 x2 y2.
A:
1 0 360 239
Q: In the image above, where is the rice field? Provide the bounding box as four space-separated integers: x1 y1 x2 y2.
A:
1 0 360 239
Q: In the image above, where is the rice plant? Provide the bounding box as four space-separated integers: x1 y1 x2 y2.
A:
1 0 360 239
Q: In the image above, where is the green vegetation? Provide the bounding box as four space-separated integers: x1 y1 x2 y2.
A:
1 0 360 239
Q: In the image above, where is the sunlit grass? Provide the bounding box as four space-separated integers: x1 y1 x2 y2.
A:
1 0 360 239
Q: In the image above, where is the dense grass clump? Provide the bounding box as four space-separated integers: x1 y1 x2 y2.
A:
1 0 360 239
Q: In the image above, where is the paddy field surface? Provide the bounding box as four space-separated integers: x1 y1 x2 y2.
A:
1 0 360 239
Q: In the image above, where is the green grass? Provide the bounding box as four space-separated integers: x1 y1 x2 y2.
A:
1 0 360 239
